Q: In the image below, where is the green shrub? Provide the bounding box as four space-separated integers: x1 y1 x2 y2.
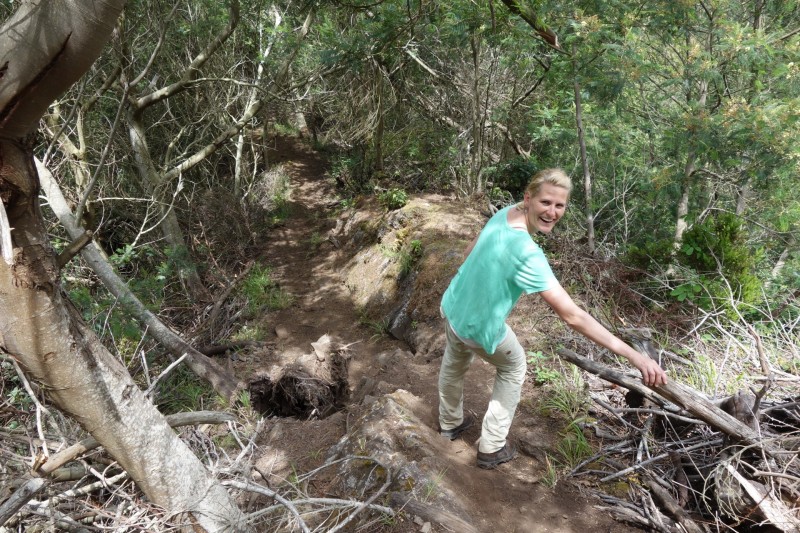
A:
624 238 674 270
399 239 423 277
378 188 408 210
676 212 764 312
527 351 562 385
483 157 538 198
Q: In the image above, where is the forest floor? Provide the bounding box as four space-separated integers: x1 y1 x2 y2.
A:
227 136 643 533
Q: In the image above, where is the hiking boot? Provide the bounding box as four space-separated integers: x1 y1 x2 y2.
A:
477 442 516 469
439 413 475 440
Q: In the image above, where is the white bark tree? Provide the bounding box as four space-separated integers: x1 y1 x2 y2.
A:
0 3 249 530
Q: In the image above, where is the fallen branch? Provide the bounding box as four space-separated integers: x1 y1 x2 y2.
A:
38 158 241 400
557 348 782 457
37 410 235 475
644 476 707 533
55 230 93 268
719 463 800 532
0 478 48 526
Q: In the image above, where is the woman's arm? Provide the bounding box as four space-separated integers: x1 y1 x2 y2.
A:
539 284 667 386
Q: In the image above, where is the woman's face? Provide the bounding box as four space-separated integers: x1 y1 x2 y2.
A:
523 183 569 234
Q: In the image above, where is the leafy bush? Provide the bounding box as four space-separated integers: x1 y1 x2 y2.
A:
399 239 423 277
676 212 763 312
483 157 538 199
378 188 408 210
330 152 372 193
624 238 674 270
527 351 562 385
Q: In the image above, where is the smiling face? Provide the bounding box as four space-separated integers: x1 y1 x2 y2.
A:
523 183 569 233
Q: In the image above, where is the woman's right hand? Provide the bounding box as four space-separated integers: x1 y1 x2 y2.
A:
631 353 668 387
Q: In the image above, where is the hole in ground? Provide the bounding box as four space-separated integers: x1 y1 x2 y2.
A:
249 373 349 419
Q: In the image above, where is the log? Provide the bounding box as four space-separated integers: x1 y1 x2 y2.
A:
716 462 800 532
0 478 47 526
389 492 479 533
556 349 782 457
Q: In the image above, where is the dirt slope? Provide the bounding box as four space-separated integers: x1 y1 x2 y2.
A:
232 137 641 533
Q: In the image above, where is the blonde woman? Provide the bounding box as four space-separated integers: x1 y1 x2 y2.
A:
438 168 667 468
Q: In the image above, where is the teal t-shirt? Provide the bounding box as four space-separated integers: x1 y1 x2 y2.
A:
441 205 558 354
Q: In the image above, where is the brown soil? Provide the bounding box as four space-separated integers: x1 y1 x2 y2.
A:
230 137 642 533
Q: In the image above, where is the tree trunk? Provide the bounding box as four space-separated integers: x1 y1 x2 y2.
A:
127 113 210 302
0 4 249 530
671 78 707 257
469 32 485 193
573 73 595 254
373 63 386 173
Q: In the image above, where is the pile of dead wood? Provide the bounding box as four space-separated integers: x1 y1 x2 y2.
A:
558 347 800 533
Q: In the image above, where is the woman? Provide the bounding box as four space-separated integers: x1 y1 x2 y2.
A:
438 168 667 469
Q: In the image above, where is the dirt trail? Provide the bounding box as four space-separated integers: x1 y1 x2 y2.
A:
238 137 640 533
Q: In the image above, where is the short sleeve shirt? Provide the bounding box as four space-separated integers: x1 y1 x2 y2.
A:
441 205 558 354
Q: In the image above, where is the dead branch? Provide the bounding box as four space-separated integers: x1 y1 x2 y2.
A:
206 260 254 336
0 478 47 526
197 340 264 357
644 476 707 533
37 410 235 475
0 199 13 265
55 230 93 268
557 348 782 457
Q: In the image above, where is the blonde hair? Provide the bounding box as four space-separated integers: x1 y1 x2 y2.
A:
524 168 572 197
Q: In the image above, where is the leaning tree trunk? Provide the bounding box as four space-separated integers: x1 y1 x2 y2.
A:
573 70 595 255
0 3 248 531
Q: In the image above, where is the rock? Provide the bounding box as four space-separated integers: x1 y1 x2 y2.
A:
310 334 333 361
420 522 432 533
325 391 475 527
275 325 291 339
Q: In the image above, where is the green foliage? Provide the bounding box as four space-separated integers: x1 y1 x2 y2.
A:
683 353 719 396
2 358 32 430
483 157 538 199
526 351 562 385
358 310 390 341
329 153 371 194
671 281 703 303
399 239 423 278
232 324 268 342
377 188 409 211
624 239 675 271
675 212 764 311
155 366 217 414
238 263 294 314
268 190 292 225
67 284 143 347
541 454 560 488
556 424 593 470
540 366 589 423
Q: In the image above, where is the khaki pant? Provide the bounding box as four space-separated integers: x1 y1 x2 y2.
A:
438 319 527 453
